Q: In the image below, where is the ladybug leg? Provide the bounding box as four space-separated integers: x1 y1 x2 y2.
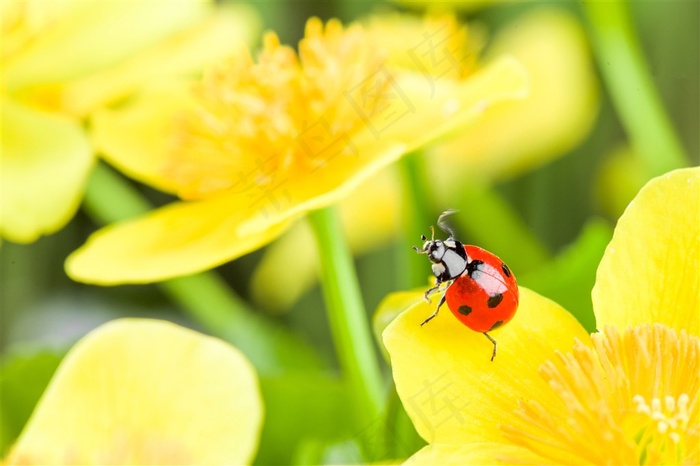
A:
423 283 442 303
483 332 497 362
420 293 446 326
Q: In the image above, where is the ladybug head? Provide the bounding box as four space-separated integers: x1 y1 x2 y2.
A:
413 229 447 263
411 210 459 262
413 211 469 282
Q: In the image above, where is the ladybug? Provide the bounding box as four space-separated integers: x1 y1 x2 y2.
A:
413 210 519 361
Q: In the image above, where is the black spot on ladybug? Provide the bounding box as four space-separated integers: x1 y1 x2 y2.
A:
501 262 511 278
487 293 503 308
467 260 484 280
458 305 472 316
489 320 504 331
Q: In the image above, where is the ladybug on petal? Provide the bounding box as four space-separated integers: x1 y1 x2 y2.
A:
413 210 519 361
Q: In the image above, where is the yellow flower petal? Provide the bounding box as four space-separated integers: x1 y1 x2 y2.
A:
373 288 428 360
592 167 700 336
59 4 260 117
0 98 93 243
383 287 590 445
431 8 597 182
6 319 262 465
65 193 295 284
91 82 195 194
380 56 529 156
4 0 209 92
408 442 547 465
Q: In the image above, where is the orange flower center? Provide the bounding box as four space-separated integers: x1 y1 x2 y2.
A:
502 324 699 465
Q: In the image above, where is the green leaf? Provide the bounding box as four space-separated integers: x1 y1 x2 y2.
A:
0 350 64 456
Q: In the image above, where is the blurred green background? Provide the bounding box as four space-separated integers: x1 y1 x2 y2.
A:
1 0 698 463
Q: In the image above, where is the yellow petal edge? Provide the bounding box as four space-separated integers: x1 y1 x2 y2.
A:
65 193 295 284
6 319 263 465
592 167 700 336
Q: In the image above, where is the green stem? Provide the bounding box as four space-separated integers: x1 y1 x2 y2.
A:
397 152 433 289
583 0 687 175
308 207 384 427
82 162 323 374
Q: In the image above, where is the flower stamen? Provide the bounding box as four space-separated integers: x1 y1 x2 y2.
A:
165 18 390 201
501 324 699 465
162 15 481 203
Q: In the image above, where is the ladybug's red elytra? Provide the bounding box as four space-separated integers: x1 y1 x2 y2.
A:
413 210 519 361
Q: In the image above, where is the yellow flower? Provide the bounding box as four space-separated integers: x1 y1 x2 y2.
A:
250 8 597 313
0 0 258 243
5 319 263 465
382 167 699 464
66 15 529 285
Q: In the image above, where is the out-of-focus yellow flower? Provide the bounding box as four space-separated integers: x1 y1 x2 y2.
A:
251 8 597 313
430 8 598 190
66 15 529 285
5 319 263 465
0 0 258 243
383 167 699 464
596 145 650 218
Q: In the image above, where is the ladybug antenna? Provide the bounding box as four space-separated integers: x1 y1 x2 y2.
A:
412 233 428 252
437 209 459 239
